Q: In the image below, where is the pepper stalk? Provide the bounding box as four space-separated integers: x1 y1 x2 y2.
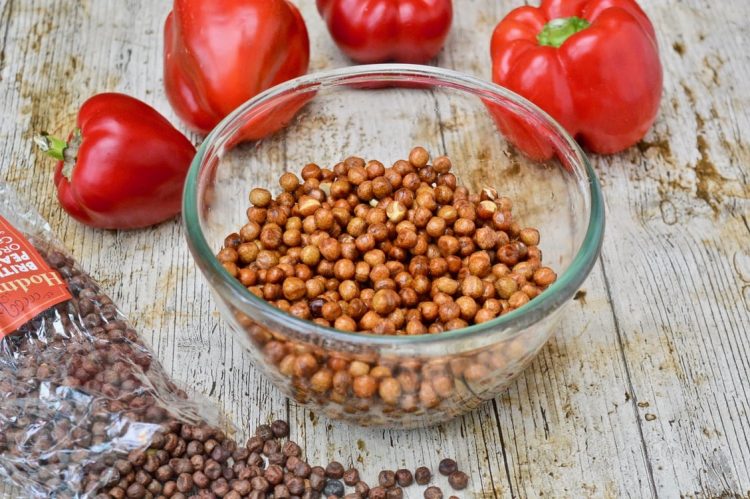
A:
537 17 591 48
34 133 69 161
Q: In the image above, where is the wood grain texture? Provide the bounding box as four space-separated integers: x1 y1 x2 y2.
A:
1 1 749 498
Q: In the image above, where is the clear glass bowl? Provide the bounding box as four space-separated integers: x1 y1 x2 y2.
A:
183 65 604 428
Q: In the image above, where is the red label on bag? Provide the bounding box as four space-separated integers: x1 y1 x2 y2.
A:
0 215 72 338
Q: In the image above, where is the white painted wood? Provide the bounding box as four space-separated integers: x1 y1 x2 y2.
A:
0 0 749 497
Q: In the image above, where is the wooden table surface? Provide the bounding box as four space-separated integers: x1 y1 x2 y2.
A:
1 1 749 497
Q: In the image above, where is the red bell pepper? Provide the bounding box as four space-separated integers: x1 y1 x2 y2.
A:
164 0 310 135
36 93 196 230
317 0 453 64
490 0 662 155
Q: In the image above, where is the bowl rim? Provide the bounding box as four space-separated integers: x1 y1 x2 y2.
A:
183 63 605 347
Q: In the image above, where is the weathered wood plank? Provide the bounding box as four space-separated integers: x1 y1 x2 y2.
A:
591 0 750 495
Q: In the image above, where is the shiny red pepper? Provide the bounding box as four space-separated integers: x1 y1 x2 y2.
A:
490 0 662 155
37 93 196 230
316 0 453 64
164 0 310 135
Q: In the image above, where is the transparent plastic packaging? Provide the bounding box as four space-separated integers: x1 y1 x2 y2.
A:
0 184 220 498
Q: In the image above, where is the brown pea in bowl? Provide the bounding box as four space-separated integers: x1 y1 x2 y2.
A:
183 65 604 428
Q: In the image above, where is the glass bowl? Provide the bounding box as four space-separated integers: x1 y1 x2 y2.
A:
183 64 604 428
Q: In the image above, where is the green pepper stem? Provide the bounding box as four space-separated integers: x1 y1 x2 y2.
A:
34 133 68 161
537 17 590 48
